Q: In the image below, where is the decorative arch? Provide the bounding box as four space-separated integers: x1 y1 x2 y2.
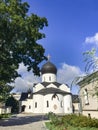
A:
51 93 59 100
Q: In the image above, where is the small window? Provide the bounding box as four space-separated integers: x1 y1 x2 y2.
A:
61 101 63 108
35 102 37 108
49 76 51 81
47 101 49 107
29 105 31 109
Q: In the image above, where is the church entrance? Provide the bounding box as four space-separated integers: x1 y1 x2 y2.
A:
21 105 26 112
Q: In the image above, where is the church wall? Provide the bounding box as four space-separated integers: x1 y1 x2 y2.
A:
43 94 64 114
42 73 56 82
21 99 33 113
33 94 44 113
79 78 98 118
73 103 80 113
82 111 98 119
64 95 73 114
80 83 98 111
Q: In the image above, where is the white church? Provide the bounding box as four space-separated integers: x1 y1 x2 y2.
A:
18 60 73 114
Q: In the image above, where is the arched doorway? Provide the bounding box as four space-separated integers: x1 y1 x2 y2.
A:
21 105 26 112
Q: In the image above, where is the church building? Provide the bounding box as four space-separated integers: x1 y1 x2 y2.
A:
19 60 73 114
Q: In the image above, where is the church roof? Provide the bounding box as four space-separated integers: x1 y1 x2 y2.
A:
33 87 71 95
77 71 98 87
41 82 61 87
19 93 28 101
41 61 57 74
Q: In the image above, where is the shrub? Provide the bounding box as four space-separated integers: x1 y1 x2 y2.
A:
47 113 98 129
0 114 11 119
62 114 98 128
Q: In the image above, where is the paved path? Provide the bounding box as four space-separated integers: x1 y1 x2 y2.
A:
0 114 49 130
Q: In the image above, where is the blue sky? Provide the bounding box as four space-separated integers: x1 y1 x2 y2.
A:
12 0 98 94
25 0 98 69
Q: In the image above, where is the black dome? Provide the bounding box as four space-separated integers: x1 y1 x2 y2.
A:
41 61 57 74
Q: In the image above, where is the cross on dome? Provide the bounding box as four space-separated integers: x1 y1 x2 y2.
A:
47 54 51 61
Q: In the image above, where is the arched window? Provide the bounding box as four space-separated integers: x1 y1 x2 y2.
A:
47 101 49 107
49 76 51 81
61 101 63 107
35 102 37 108
29 105 31 109
83 88 89 105
51 93 59 100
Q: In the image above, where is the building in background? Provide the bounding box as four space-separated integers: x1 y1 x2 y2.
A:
77 71 98 118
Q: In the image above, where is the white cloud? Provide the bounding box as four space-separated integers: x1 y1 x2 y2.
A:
57 63 82 84
11 62 83 94
85 33 98 46
11 63 41 93
57 63 83 94
17 63 28 74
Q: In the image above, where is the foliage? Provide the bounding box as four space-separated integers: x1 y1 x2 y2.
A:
0 113 11 119
71 48 98 97
0 82 12 102
47 112 62 126
62 114 98 128
46 113 98 130
0 0 48 85
83 48 98 73
6 96 19 113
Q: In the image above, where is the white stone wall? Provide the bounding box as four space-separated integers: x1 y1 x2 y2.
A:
80 83 98 110
83 111 98 119
79 79 98 118
33 94 44 113
31 93 73 114
21 99 33 113
43 94 64 114
20 93 73 114
64 95 73 114
42 73 56 82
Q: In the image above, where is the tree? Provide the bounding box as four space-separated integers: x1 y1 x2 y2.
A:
83 48 98 73
6 96 19 113
0 0 48 85
0 83 12 102
72 48 98 97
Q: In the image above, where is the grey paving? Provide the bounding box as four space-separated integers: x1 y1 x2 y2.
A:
0 114 49 130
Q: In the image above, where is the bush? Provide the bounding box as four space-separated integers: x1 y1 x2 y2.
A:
0 114 11 119
61 114 98 128
46 113 98 129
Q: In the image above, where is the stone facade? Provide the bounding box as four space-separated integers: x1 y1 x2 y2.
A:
78 71 98 118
